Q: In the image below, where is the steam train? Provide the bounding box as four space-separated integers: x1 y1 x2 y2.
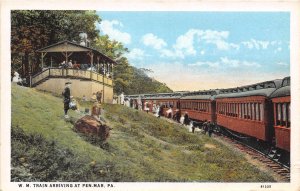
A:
125 77 291 165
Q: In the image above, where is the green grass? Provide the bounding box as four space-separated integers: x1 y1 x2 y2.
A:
11 84 275 182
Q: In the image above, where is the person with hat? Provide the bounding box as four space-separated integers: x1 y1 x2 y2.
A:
62 82 72 118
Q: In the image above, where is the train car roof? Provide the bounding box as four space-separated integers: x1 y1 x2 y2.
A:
270 77 290 98
181 90 219 100
125 94 142 98
143 92 183 100
215 79 282 99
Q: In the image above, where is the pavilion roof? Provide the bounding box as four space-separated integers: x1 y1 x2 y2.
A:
36 40 117 64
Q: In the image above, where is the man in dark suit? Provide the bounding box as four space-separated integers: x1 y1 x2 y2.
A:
62 82 71 118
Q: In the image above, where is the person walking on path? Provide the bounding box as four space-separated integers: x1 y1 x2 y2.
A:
62 82 72 118
202 120 208 134
184 112 190 126
96 90 102 103
208 122 213 137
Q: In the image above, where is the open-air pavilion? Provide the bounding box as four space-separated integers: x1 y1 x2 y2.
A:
31 40 117 103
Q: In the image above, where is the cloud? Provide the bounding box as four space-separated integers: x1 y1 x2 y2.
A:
173 30 197 56
188 57 261 68
160 29 239 59
274 47 282 53
126 48 145 60
189 61 220 68
277 62 288 66
141 33 167 50
99 20 131 44
242 39 270 50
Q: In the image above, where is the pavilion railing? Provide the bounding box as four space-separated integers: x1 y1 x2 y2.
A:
31 68 113 87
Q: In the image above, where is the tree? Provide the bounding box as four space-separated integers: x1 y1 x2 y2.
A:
11 10 101 78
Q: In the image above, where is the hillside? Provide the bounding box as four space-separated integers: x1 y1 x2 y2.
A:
11 84 274 182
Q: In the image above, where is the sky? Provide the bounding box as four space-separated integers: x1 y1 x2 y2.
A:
96 11 290 91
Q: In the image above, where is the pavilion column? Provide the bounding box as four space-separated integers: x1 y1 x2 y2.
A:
111 63 114 79
62 52 73 63
87 51 94 67
106 63 110 77
96 56 100 73
41 52 47 69
102 61 105 103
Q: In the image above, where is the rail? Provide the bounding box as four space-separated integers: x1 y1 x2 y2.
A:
31 68 113 87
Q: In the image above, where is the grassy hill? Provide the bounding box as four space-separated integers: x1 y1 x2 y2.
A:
11 84 275 182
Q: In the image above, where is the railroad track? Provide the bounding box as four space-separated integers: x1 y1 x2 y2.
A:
218 135 290 181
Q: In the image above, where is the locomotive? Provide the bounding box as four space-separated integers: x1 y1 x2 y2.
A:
124 77 291 165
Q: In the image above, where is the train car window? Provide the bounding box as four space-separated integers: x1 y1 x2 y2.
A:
252 103 255 120
260 103 264 121
245 103 248 119
288 103 290 127
234 103 236 117
277 103 282 126
226 103 228 116
257 103 260 121
242 104 244 118
248 103 251 119
207 102 209 112
241 103 243 118
219 103 221 114
282 103 287 126
255 103 259 121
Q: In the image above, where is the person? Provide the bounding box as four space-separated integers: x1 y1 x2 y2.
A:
173 109 180 123
91 93 97 102
73 62 80 69
120 92 125 105
184 112 190 126
203 120 208 135
137 95 142 110
96 91 102 103
144 101 150 113
166 107 173 118
208 122 213 137
159 105 164 117
155 105 161 118
62 82 71 118
68 60 73 68
82 95 87 101
60 61 67 68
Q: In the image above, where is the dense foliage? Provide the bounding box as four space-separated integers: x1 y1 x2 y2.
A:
11 10 172 94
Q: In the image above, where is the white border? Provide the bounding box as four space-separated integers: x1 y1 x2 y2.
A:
1 1 299 191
